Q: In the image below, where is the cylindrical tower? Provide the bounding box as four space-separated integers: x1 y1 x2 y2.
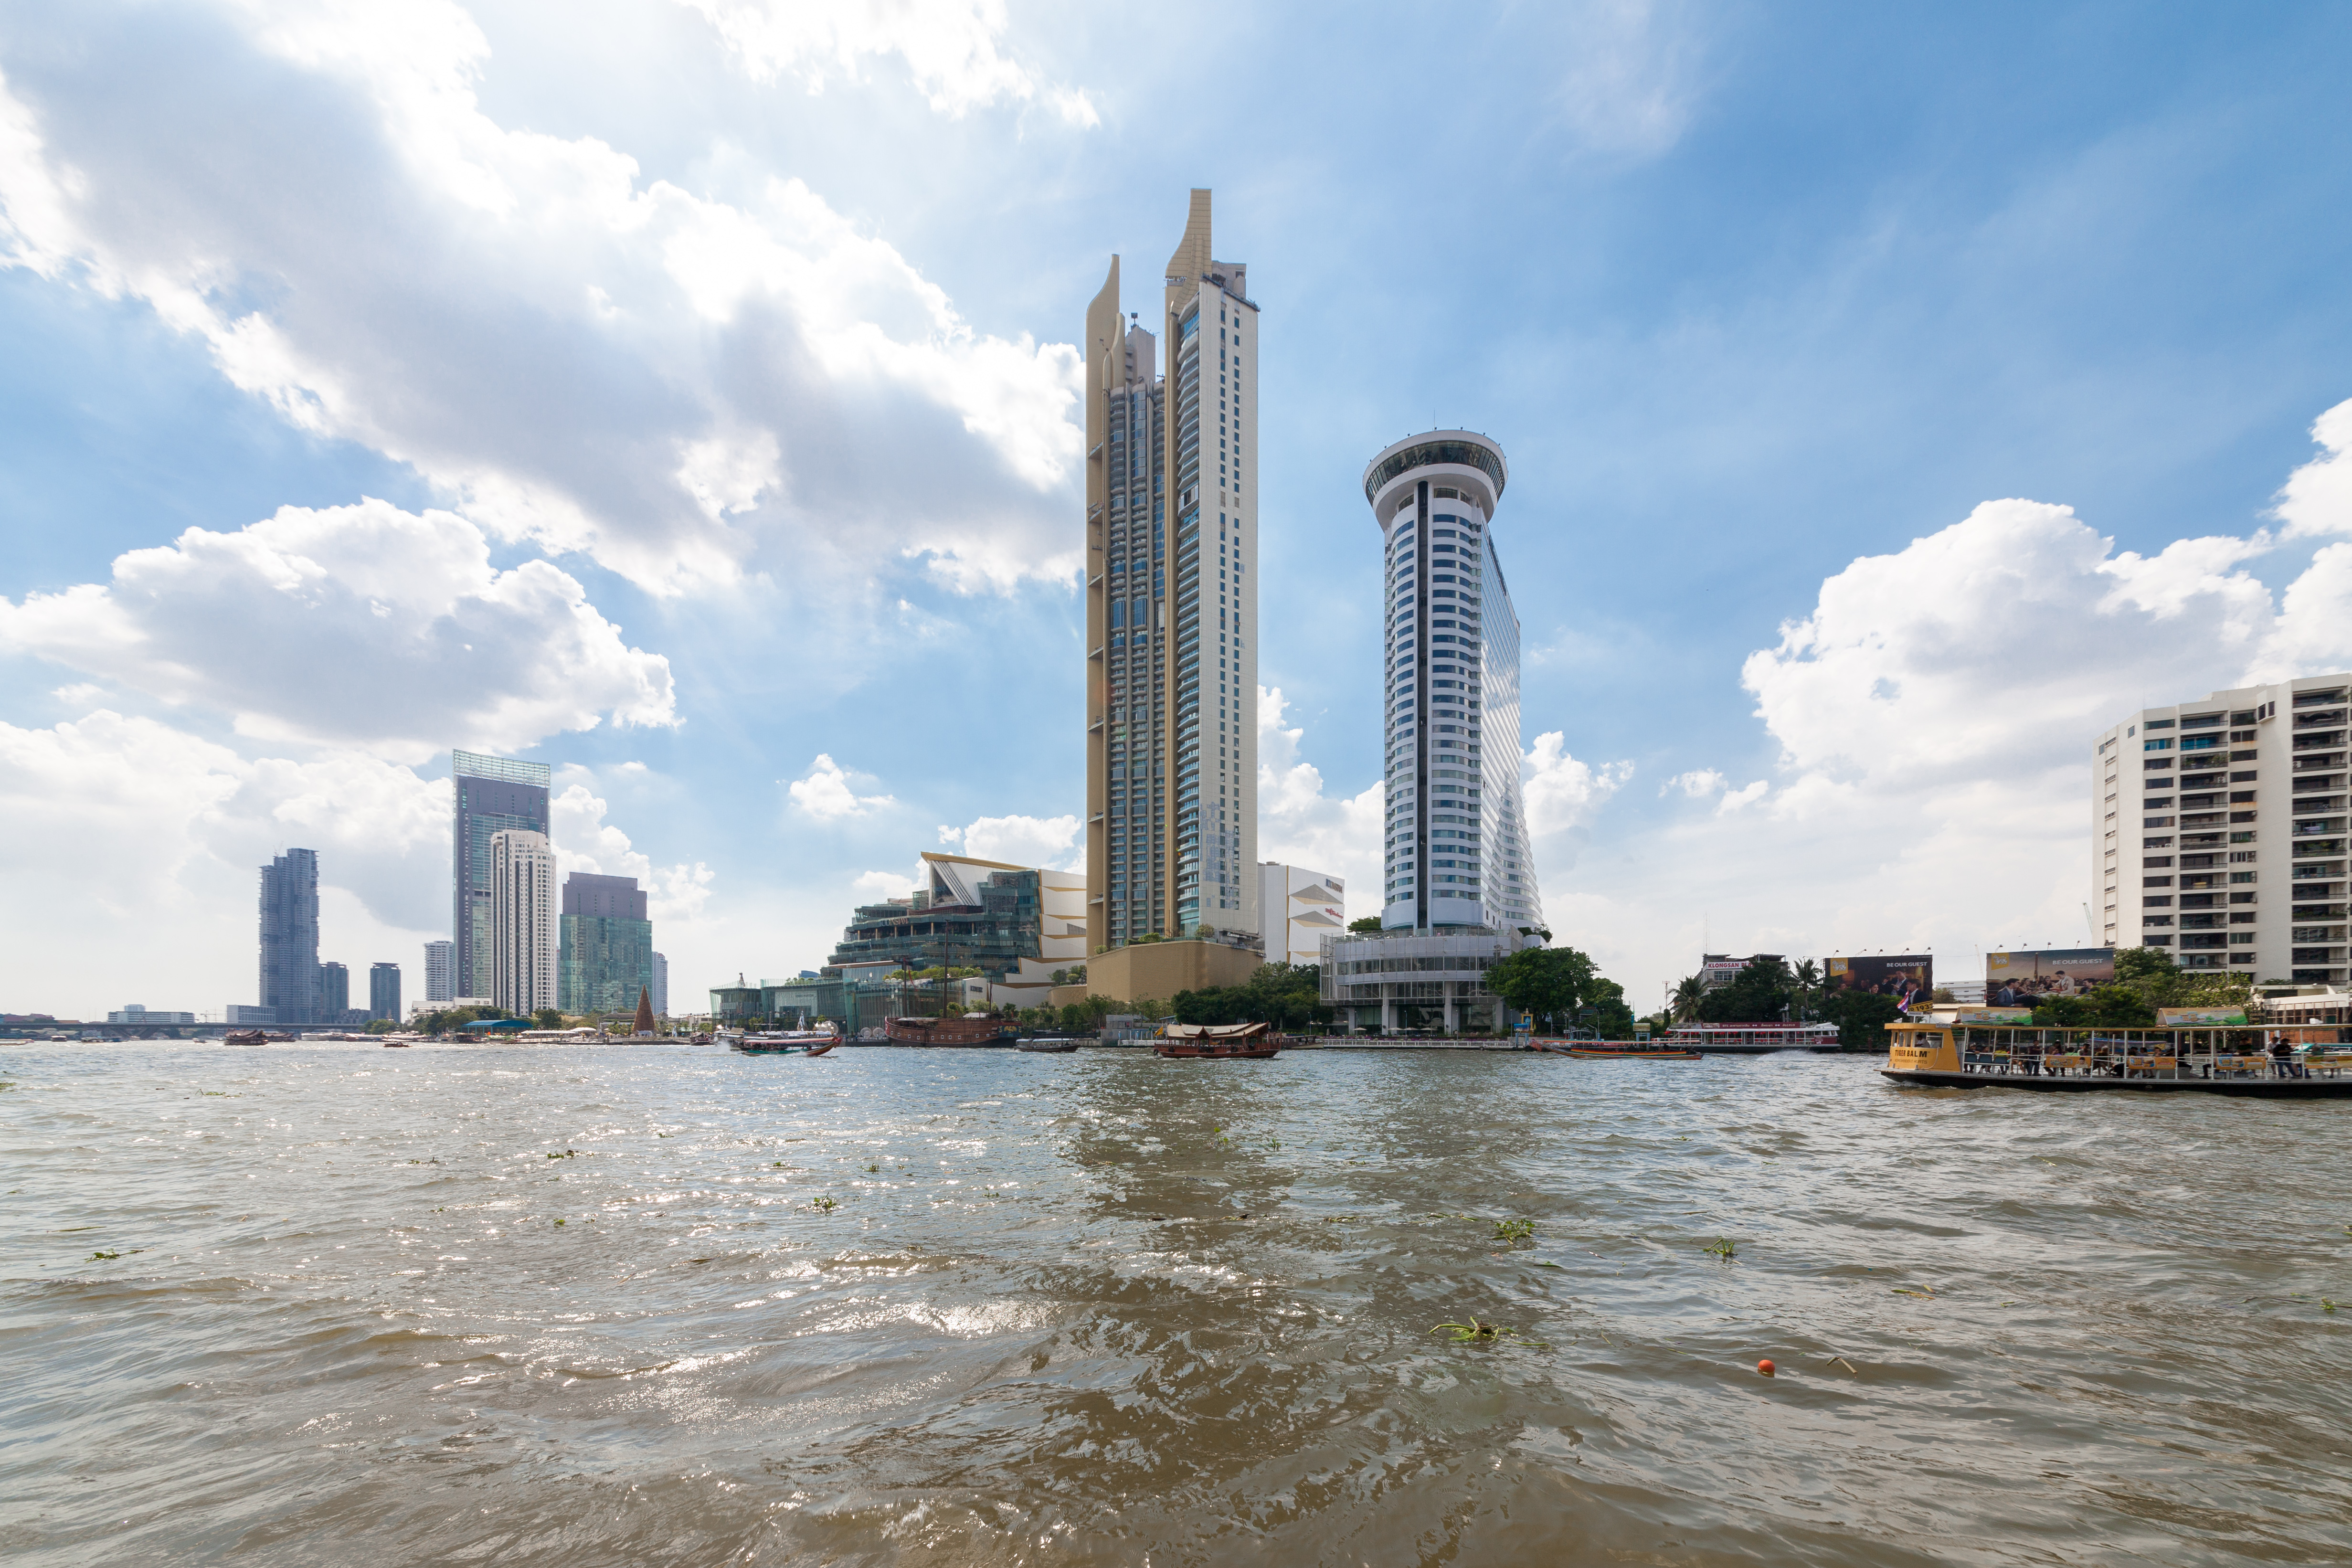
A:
1361 431 1540 935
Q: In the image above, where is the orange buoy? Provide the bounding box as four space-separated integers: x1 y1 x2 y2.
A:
1757 1358 1776 1377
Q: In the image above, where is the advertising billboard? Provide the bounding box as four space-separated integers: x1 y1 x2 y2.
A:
1983 947 2114 1005
1826 954 1933 1007
2157 1006 2248 1027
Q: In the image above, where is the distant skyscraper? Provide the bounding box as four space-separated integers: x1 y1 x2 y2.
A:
651 951 668 1017
1364 431 1542 934
318 960 349 1021
558 872 653 1015
1084 189 1260 952
369 962 402 1022
259 849 320 1027
424 939 455 1002
452 751 551 999
490 829 558 1015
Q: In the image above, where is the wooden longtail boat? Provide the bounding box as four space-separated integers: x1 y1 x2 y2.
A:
1530 1040 1701 1060
1881 1019 2352 1097
731 1030 838 1056
1154 1021 1281 1059
884 1015 1017 1046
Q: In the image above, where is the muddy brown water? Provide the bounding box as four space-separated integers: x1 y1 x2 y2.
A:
4 1043 2349 1565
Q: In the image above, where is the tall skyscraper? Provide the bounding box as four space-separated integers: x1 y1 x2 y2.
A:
490 829 558 1015
1084 190 1259 951
2092 674 2346 985
452 751 551 999
318 960 350 1021
424 939 455 1002
1365 431 1542 934
651 951 668 1017
259 848 320 1027
369 962 402 1022
558 872 653 1015
1320 432 1546 1034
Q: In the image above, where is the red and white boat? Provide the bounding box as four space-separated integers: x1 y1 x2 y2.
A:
1662 1022 1843 1054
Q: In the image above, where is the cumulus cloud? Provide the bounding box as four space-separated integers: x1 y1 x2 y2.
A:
678 0 1099 125
1256 686 1383 919
1574 447 2352 1004
2273 397 2352 540
551 781 714 922
852 868 918 900
0 11 1086 596
0 499 675 761
789 754 896 819
938 813 1081 870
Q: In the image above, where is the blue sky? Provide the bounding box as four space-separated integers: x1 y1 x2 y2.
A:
4 0 2351 1017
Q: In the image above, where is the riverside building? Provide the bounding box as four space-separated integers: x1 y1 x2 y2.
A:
1322 432 1545 1032
1083 189 1260 953
489 828 558 1015
452 751 551 999
424 939 454 1002
557 872 654 1015
2093 674 2347 986
258 848 321 1027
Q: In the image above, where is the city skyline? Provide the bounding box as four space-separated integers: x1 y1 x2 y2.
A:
6 7 2352 1016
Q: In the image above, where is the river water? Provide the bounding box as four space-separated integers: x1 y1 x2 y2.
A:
4 1043 2349 1566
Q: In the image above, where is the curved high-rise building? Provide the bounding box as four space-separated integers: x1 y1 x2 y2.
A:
1363 431 1542 935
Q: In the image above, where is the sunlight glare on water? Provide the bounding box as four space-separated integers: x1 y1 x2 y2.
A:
3 1042 2350 1566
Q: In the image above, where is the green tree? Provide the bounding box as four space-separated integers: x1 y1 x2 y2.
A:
1486 945 1600 1034
2032 985 2156 1028
531 1007 563 1030
1696 957 1790 1023
1816 988 1903 1051
1347 915 1383 934
1581 976 1636 1039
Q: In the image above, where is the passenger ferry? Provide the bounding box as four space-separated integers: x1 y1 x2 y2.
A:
1663 1022 1843 1055
1881 1018 2352 1097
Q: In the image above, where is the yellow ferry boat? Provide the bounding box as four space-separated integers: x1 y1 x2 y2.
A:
1881 1018 2352 1097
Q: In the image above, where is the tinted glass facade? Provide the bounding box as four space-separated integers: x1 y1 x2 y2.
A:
452 751 551 998
259 848 320 1026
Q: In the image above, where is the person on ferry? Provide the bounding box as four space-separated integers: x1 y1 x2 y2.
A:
2269 1036 2303 1079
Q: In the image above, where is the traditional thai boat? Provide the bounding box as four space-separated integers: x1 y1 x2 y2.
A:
1881 1017 2352 1096
1017 1035 1084 1053
1661 1022 1843 1054
884 1015 1017 1046
1154 1021 1282 1059
223 1029 291 1046
731 1030 837 1056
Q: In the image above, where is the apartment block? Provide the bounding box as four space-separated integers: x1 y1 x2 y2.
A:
2092 674 2348 985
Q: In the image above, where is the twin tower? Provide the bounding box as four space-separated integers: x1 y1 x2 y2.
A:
1080 191 1542 960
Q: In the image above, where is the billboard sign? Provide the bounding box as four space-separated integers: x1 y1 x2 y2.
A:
1826 954 1933 1007
1983 947 2115 1005
2157 1006 2248 1027
1949 1007 2033 1025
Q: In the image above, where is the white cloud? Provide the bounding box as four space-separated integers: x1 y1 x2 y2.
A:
551 782 714 923
0 499 675 762
954 812 1081 870
0 14 1087 597
1563 446 2352 1005
2273 396 2352 540
678 0 1099 126
1257 686 1383 920
852 868 918 900
789 753 896 819
0 709 454 1014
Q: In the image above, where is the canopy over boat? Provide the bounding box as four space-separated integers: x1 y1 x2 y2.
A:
1881 1018 2352 1096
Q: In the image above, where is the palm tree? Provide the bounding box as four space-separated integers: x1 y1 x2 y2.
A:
1670 975 1707 1022
1790 959 1823 1020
